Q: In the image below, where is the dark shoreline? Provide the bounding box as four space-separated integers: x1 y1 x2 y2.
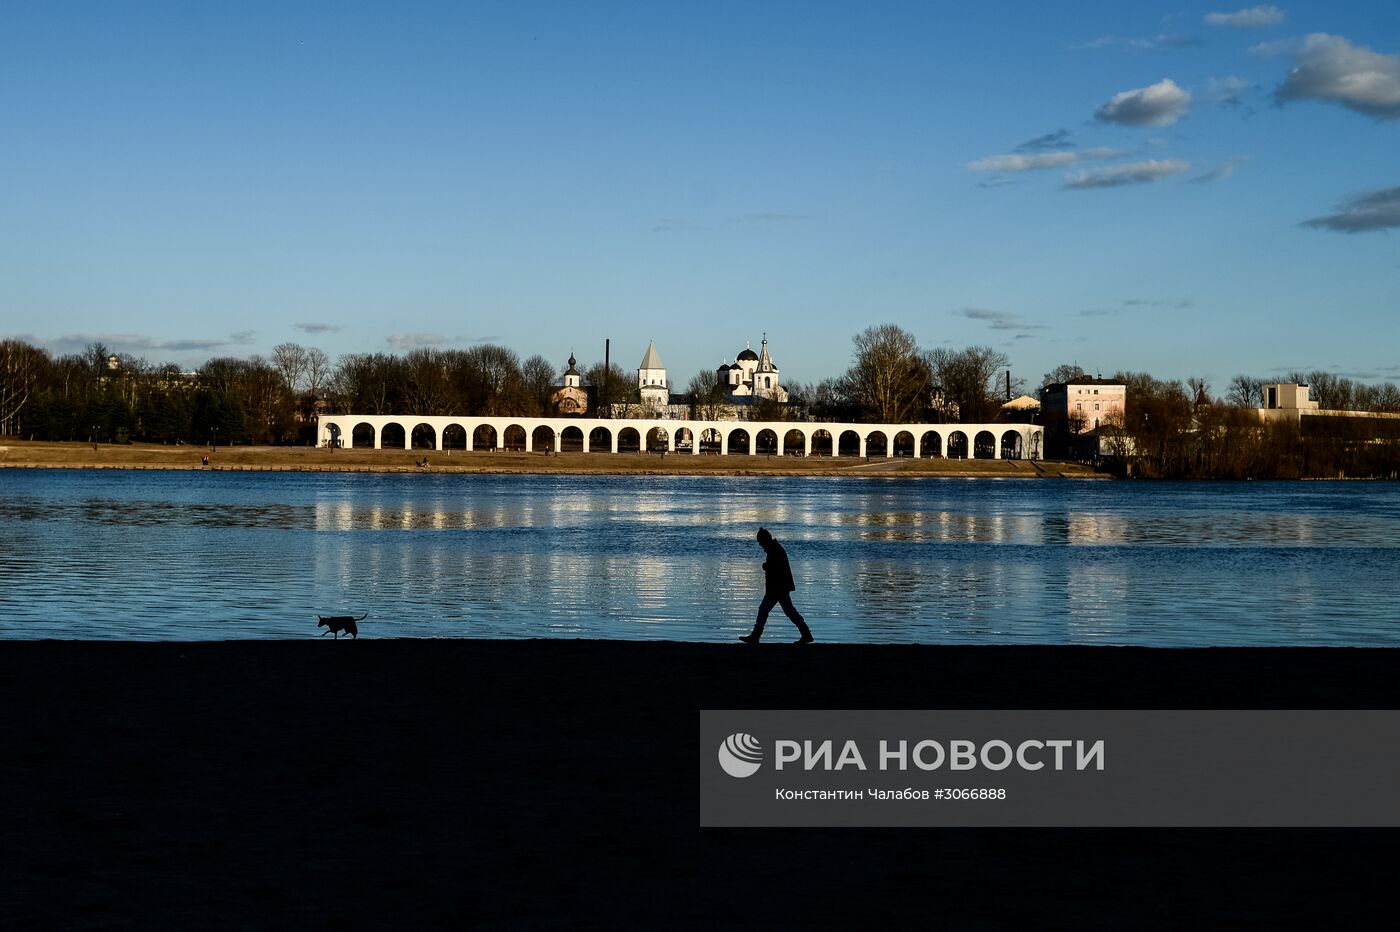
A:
4 640 1397 928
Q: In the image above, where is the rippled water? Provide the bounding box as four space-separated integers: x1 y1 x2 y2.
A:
2 469 1399 645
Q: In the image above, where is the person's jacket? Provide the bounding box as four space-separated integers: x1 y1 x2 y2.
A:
762 540 797 594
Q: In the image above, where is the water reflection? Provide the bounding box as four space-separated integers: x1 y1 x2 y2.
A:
1 470 1398 645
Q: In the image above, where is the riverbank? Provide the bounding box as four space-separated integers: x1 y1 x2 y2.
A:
0 439 1103 477
2 640 1394 928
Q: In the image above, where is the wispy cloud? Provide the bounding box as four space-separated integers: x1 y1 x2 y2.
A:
1095 79 1192 126
229 330 256 344
1063 160 1191 189
1073 33 1203 51
34 333 244 357
968 147 1122 173
1302 186 1400 233
386 333 450 349
1014 129 1074 152
295 321 342 334
1277 34 1400 120
1206 5 1285 28
958 308 1046 331
1190 155 1250 183
1079 308 1123 317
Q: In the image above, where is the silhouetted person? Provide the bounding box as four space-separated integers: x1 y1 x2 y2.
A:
740 527 814 644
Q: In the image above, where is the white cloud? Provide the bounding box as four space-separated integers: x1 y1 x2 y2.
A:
1205 75 1253 106
1205 5 1286 28
1277 33 1400 120
1095 79 1192 126
1063 160 1191 189
968 147 1122 173
1302 187 1400 233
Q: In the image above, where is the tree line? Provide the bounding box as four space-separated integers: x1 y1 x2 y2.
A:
1050 366 1400 480
0 325 1027 444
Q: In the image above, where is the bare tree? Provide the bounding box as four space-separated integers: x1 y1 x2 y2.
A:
271 342 309 393
0 339 46 436
839 324 930 423
685 371 729 420
1041 363 1087 388
1226 375 1264 408
305 347 330 396
926 345 1010 423
521 354 556 416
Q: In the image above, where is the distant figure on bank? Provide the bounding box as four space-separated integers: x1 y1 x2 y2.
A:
740 528 814 645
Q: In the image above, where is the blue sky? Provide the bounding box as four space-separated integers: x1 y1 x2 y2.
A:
2 1 1396 391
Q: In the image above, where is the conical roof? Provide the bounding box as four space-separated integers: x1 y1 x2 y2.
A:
639 340 664 370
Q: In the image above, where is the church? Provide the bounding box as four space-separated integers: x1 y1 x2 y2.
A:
716 336 788 403
548 337 792 419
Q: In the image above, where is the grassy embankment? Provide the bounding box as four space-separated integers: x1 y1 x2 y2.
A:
0 439 1101 477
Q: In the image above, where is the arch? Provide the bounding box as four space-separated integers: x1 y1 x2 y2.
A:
811 429 833 457
589 425 612 453
728 428 751 455
865 430 889 458
838 430 861 457
755 429 778 455
442 424 467 450
351 421 375 449
1029 430 1043 461
326 423 343 448
381 422 406 450
1000 430 1023 460
645 426 669 452
893 430 915 457
784 429 805 456
503 424 527 451
674 427 694 452
617 427 641 453
561 426 585 452
532 425 555 452
411 422 436 450
920 431 942 458
700 427 723 454
973 430 996 459
473 424 498 451
947 430 968 459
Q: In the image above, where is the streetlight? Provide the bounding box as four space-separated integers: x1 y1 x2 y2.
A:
211 427 218 452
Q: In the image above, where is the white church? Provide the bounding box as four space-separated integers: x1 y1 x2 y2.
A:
625 336 791 419
716 336 788 403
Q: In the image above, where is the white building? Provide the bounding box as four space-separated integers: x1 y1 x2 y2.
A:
716 336 788 403
638 340 669 409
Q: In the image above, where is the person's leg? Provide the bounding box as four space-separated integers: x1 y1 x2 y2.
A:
751 593 778 638
777 593 813 640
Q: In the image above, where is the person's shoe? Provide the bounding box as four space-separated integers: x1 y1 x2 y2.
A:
738 634 761 644
794 633 815 644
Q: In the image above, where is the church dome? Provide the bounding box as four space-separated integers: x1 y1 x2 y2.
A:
736 347 759 362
